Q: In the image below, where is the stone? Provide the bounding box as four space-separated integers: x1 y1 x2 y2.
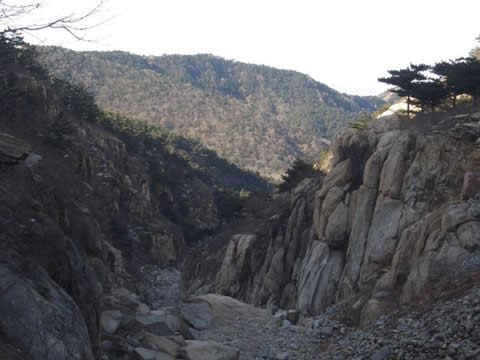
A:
286 309 300 325
180 294 270 331
280 320 292 329
0 132 31 163
122 314 174 336
141 333 181 357
24 153 42 167
461 172 480 200
319 326 333 336
370 346 392 360
101 310 123 334
0 262 95 360
259 346 275 359
182 340 240 360
274 310 287 320
136 303 151 315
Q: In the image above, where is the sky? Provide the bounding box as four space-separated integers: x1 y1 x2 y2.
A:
14 0 480 96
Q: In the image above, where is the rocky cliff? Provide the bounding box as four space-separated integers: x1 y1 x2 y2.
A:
0 47 264 359
187 110 480 326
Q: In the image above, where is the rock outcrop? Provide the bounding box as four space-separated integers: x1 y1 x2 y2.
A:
202 112 480 325
0 50 254 359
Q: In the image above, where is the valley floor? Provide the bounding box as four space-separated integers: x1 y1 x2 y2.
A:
101 265 480 360
193 286 480 360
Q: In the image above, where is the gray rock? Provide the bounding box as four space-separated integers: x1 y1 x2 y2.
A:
101 310 123 334
0 262 94 360
280 320 292 329
319 326 334 336
0 131 31 163
181 294 271 331
370 346 392 360
180 301 213 330
286 309 300 325
24 153 42 167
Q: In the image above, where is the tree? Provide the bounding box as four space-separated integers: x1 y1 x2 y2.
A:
277 158 320 193
0 1 105 40
410 79 448 112
378 64 429 118
459 57 480 104
470 34 480 60
433 59 467 108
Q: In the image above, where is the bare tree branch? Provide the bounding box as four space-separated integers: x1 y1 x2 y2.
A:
0 1 107 41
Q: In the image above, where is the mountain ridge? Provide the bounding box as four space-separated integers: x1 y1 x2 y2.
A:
38 47 385 178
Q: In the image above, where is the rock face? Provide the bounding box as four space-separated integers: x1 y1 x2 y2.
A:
205 112 480 324
0 52 244 358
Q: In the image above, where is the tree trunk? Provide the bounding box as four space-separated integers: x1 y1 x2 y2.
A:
407 96 410 119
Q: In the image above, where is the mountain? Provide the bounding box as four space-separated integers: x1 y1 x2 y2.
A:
38 47 385 178
377 89 401 104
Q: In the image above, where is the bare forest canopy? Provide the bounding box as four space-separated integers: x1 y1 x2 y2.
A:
37 47 385 179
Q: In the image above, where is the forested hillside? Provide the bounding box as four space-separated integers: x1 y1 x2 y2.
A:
38 47 384 178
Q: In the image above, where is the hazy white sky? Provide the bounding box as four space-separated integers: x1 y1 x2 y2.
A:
19 0 480 96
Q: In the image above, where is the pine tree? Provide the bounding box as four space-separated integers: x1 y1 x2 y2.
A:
378 64 429 118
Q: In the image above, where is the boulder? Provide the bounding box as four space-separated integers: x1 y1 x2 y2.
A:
121 314 174 337
180 294 271 331
0 262 94 360
0 132 31 164
141 333 181 357
286 309 300 325
101 310 123 334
